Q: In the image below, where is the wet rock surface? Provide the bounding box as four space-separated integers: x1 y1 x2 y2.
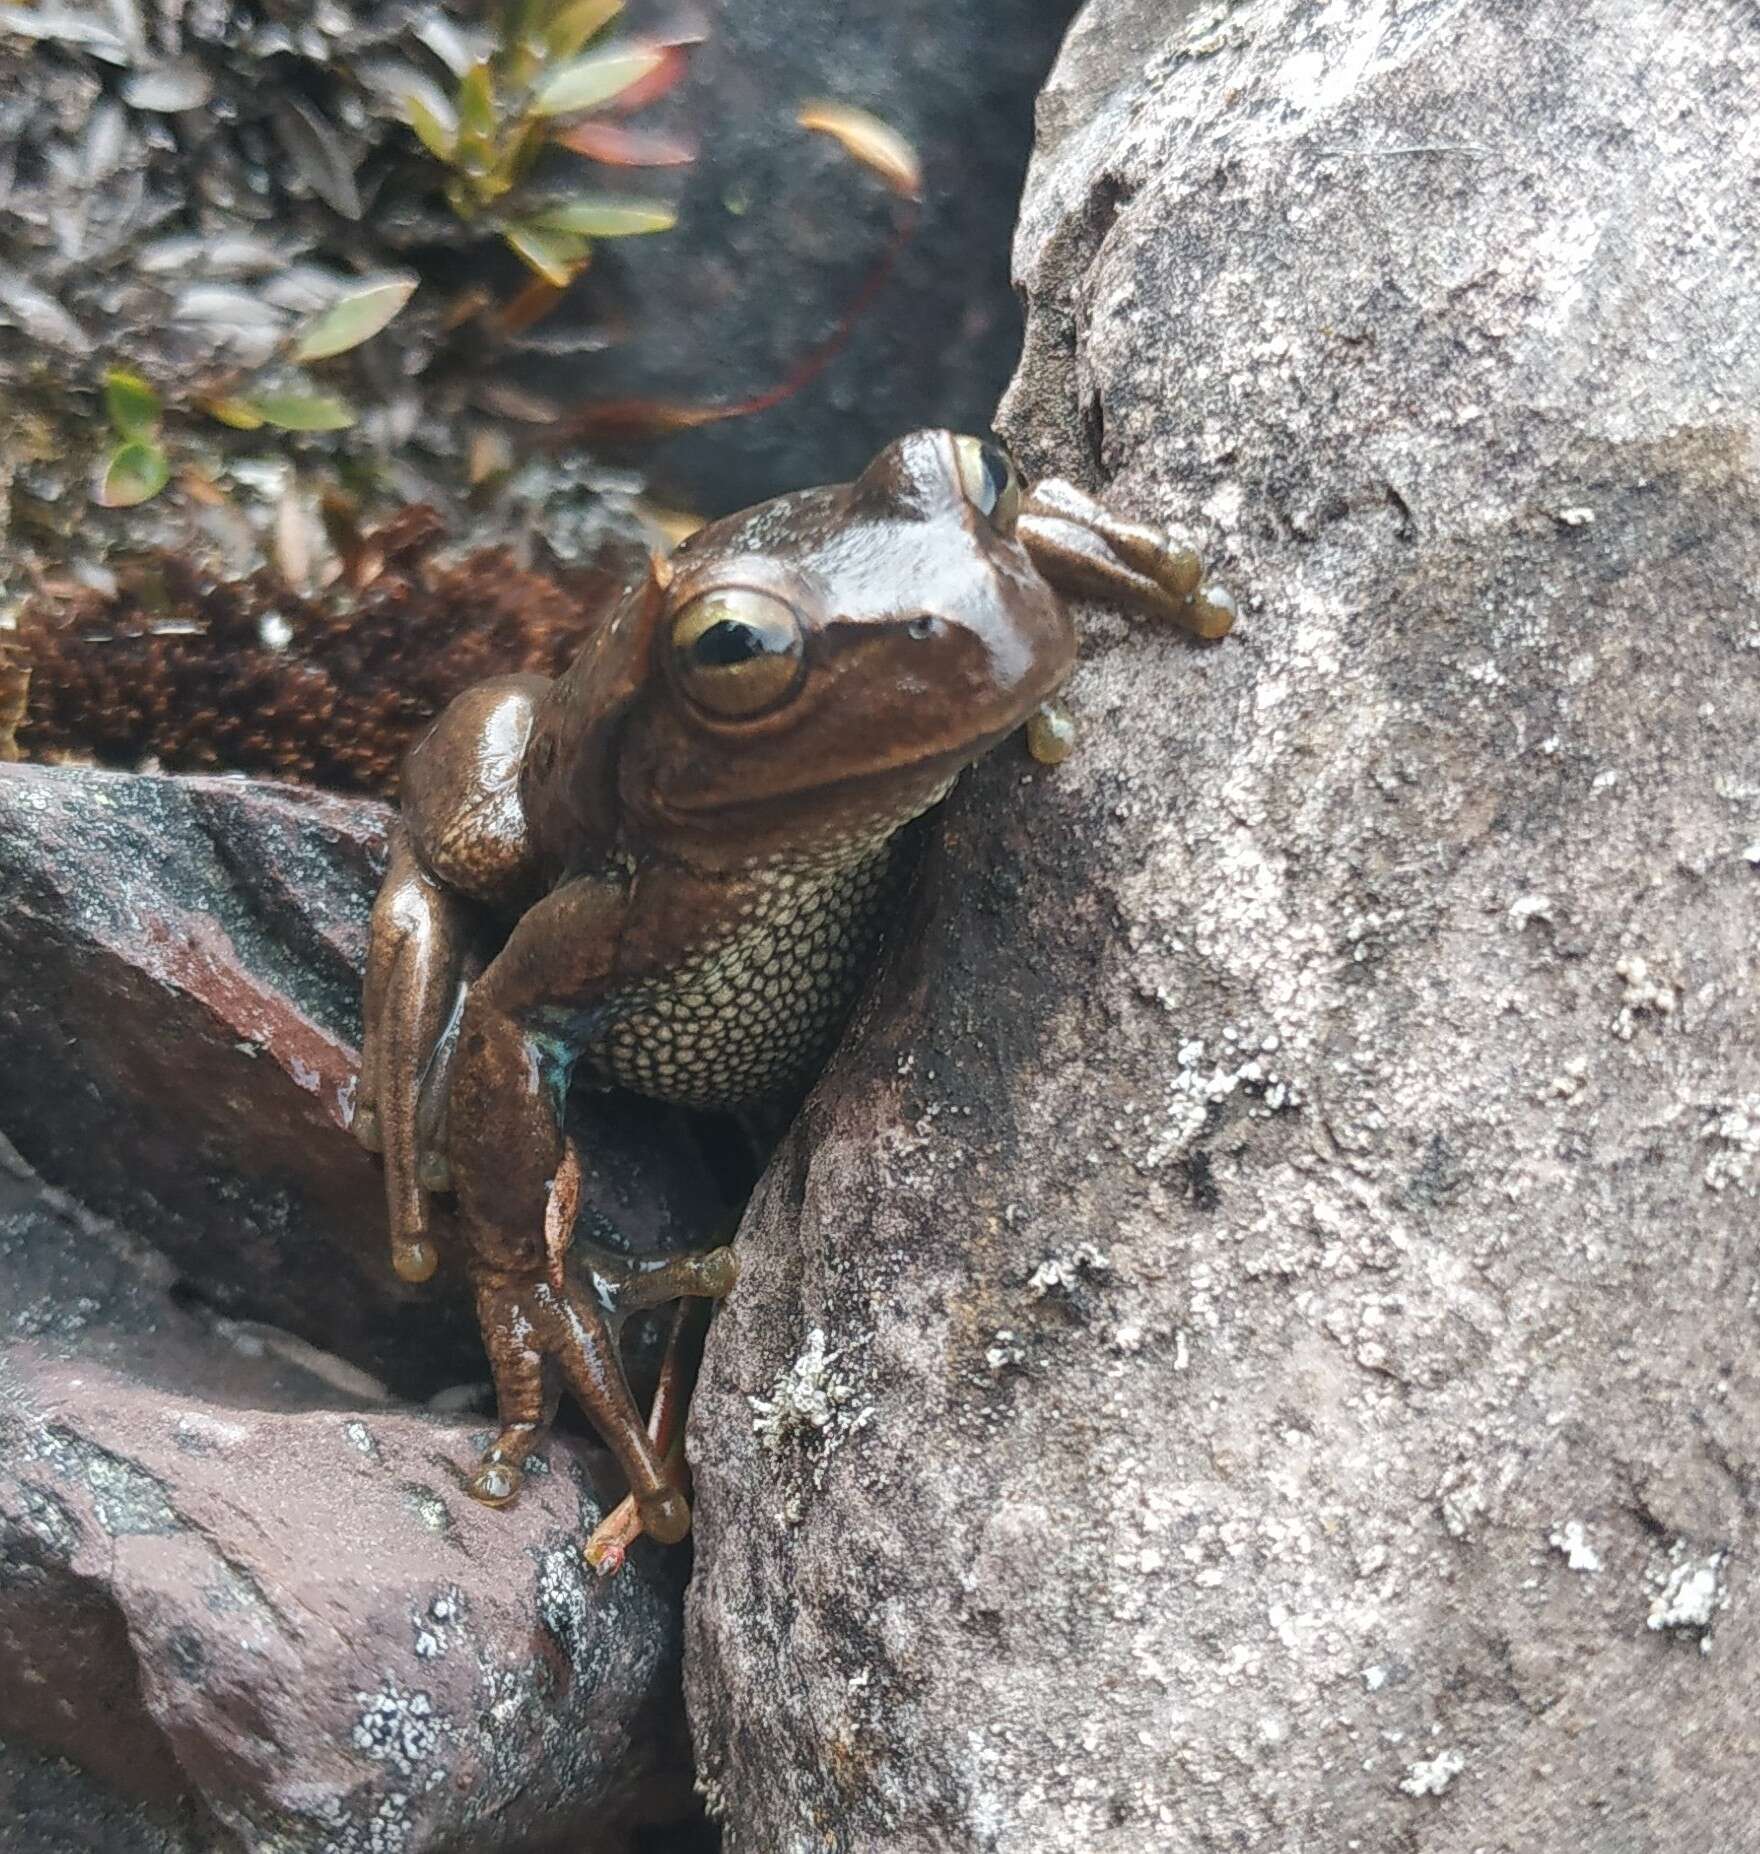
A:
0 764 730 1849
684 3 1760 1849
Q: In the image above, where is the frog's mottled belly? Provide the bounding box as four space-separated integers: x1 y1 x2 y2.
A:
584 839 908 1111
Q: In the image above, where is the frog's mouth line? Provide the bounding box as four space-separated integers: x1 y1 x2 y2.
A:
646 705 1059 827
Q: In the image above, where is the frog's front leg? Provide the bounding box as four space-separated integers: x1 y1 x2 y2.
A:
445 878 735 1545
1020 478 1238 640
355 827 476 1284
359 674 553 1280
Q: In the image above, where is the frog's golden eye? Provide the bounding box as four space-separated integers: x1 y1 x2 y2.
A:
670 587 806 718
952 435 1023 535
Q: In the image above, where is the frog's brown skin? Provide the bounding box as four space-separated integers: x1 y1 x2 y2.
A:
353 429 1235 1548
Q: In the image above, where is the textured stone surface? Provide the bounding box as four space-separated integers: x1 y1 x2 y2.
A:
0 1733 207 1854
684 3 1760 1849
0 1153 693 1852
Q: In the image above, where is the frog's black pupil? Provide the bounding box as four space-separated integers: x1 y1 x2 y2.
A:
976 444 1012 517
695 618 775 666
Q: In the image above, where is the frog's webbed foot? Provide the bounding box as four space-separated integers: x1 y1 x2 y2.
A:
468 1242 736 1544
1020 478 1238 641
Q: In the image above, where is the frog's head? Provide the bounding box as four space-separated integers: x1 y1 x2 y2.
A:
578 430 1078 864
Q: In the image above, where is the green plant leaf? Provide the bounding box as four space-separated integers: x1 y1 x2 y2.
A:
503 222 590 286
403 84 458 161
525 195 676 236
529 44 667 117
545 0 623 63
201 396 266 430
456 59 497 141
103 368 160 440
292 275 419 361
502 118 550 191
241 391 357 432
100 440 170 507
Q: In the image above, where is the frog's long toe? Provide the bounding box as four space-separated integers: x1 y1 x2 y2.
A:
578 1241 740 1321
585 1300 704 1574
543 1273 702 1543
1019 476 1238 641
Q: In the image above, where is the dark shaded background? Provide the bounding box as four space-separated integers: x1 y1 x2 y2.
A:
518 0 1085 513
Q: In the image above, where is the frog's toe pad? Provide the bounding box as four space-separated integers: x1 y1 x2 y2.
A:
1186 581 1238 640
469 1458 523 1506
352 1104 381 1152
391 1235 440 1285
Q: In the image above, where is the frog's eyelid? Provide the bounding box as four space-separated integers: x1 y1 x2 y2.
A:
949 434 1023 532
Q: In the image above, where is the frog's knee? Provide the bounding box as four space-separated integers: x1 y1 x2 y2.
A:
403 675 548 907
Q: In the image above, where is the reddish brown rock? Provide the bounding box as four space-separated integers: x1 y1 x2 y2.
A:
0 762 730 1398
0 762 738 1848
0 1735 207 1854
0 1156 693 1852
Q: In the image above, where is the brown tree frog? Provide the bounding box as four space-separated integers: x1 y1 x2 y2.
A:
353 430 1234 1549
